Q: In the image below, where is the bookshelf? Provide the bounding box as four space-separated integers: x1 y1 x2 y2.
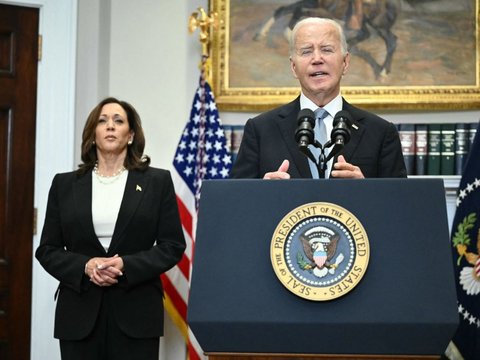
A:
398 122 477 177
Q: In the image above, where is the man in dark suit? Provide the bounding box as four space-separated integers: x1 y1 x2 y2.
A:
231 17 406 180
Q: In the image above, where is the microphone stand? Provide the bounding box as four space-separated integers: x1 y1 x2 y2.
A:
299 140 344 179
317 142 327 179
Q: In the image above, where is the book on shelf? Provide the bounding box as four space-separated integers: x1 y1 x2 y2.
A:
414 124 428 176
454 123 470 175
398 124 415 176
427 124 442 176
468 122 479 149
231 125 244 164
440 123 455 175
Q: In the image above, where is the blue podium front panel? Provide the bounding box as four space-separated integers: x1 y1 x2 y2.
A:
188 179 458 355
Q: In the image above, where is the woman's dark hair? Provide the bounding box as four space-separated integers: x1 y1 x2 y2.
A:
77 97 151 174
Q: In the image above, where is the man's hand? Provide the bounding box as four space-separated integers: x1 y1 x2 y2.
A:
331 155 364 179
263 160 291 179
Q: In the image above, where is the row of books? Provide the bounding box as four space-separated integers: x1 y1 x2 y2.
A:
223 125 244 164
223 122 479 176
398 122 478 176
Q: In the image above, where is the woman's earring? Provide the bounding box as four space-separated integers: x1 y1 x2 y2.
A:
128 140 133 145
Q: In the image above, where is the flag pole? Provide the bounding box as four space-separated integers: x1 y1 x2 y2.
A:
188 7 219 86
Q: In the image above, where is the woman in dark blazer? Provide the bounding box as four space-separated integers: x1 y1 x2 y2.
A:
36 97 186 360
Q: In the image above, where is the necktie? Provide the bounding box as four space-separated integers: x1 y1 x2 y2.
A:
315 108 328 148
308 109 329 178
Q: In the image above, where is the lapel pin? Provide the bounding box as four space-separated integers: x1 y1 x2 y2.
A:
136 185 142 192
352 124 359 130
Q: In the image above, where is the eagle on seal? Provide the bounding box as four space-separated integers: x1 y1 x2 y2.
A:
299 226 343 278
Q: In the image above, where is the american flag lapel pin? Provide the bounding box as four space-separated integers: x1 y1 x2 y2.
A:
136 185 142 192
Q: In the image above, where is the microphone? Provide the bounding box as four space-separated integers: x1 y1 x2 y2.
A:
331 110 352 146
295 108 316 149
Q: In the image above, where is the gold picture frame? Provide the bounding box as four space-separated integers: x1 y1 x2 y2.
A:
210 0 480 112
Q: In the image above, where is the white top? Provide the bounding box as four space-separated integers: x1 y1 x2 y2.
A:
300 93 343 178
91 170 128 252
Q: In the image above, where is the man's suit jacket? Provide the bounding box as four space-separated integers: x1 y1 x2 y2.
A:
231 97 407 178
35 167 186 340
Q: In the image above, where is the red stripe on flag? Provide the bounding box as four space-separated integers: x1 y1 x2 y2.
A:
188 340 202 360
177 253 191 280
161 273 187 321
176 195 193 239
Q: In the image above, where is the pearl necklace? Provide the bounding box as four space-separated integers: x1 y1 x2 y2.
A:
93 162 126 185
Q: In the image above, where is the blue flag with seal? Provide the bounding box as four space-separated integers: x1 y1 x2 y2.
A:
447 122 480 360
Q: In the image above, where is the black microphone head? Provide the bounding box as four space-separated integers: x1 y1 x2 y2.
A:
295 108 316 147
297 108 316 126
333 110 353 127
331 110 352 145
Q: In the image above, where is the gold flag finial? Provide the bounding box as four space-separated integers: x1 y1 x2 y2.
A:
188 7 218 83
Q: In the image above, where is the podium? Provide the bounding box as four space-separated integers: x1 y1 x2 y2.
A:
188 179 459 359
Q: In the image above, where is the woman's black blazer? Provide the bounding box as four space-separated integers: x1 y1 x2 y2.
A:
35 167 186 340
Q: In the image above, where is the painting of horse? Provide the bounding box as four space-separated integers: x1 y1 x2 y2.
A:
253 0 399 80
226 0 475 87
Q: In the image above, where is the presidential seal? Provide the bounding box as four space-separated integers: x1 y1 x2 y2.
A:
270 202 370 301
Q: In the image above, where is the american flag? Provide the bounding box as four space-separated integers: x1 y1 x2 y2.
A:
161 75 232 360
447 122 480 360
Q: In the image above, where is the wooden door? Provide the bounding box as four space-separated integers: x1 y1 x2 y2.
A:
0 4 39 359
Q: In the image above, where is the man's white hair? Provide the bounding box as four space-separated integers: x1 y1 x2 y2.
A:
289 17 348 56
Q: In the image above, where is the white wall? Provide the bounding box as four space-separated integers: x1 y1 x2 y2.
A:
0 0 474 359
75 0 205 171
